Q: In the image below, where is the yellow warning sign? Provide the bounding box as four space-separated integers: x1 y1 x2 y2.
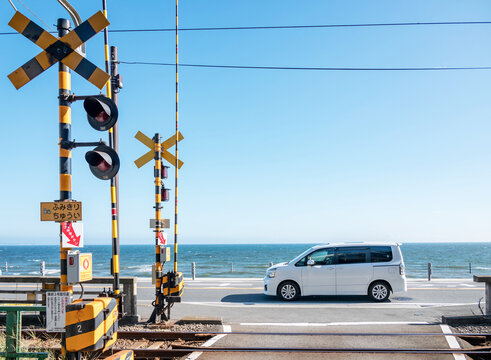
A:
80 253 92 282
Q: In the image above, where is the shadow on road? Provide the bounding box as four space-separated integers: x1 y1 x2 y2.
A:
220 293 405 303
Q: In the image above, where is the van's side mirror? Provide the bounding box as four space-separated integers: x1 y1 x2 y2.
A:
307 259 315 266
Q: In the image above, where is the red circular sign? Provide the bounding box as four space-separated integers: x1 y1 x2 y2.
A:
83 258 90 270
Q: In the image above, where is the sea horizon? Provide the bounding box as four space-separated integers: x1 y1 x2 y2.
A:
0 242 489 279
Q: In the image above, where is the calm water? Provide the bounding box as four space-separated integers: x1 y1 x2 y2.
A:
0 243 489 279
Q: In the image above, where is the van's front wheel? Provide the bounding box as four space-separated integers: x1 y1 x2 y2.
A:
368 281 390 302
278 281 300 301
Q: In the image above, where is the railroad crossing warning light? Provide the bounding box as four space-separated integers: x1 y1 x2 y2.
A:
83 96 118 131
85 145 120 180
161 186 170 202
162 163 169 178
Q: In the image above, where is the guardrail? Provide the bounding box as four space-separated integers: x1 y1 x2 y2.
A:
0 276 139 323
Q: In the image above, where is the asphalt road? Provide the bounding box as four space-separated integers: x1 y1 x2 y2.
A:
137 277 486 324
0 277 484 323
0 277 485 360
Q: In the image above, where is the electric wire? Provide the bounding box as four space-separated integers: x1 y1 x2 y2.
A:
118 61 491 71
14 0 54 31
108 21 491 33
2 20 491 36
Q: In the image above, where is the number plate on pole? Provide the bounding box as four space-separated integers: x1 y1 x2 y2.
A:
40 202 82 222
150 219 170 228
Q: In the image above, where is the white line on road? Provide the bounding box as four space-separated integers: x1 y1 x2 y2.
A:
174 301 480 309
440 324 466 360
184 325 231 360
239 321 429 326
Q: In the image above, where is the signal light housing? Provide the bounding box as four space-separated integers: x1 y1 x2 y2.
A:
161 187 170 202
83 96 118 131
85 145 120 180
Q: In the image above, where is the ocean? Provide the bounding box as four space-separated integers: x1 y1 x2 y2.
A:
0 243 489 279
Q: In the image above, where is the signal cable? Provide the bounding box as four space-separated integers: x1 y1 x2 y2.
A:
118 61 491 71
108 21 491 33
15 0 54 31
2 20 491 36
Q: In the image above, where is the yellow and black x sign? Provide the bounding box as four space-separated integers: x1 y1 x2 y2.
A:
134 131 184 169
8 11 110 90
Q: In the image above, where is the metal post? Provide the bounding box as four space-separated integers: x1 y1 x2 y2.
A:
5 262 7 273
173 0 179 274
151 133 164 323
40 261 45 276
469 262 472 274
427 262 432 281
108 45 121 309
5 310 21 360
269 262 273 268
58 17 73 359
231 263 234 273
192 262 195 280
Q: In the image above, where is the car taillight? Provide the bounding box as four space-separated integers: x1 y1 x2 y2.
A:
399 263 405 275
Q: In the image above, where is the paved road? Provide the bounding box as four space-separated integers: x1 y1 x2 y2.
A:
137 278 486 324
152 278 483 360
0 277 484 359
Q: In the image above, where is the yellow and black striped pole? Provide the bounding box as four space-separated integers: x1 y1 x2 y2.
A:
174 0 179 274
58 17 73 360
153 133 164 321
58 17 73 297
102 0 121 302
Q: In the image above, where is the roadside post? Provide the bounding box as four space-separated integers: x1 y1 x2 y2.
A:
135 131 184 322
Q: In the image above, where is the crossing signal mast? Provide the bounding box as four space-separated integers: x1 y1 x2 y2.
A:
6 8 132 360
135 131 184 323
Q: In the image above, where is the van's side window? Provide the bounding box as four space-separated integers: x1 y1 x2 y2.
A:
295 248 334 266
336 248 367 264
370 246 393 262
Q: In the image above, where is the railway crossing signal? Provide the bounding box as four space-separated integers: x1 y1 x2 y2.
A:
85 144 120 180
135 132 184 322
82 95 120 179
84 96 119 131
134 131 184 169
8 8 121 359
7 11 110 90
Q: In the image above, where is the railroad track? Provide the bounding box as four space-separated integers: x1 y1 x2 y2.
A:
22 329 491 359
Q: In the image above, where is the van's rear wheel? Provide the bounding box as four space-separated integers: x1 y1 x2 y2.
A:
368 281 390 302
278 281 299 301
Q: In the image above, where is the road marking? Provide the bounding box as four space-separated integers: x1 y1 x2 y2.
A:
440 324 466 360
136 285 482 290
138 286 264 290
239 321 429 326
407 288 482 290
184 324 231 360
175 301 481 309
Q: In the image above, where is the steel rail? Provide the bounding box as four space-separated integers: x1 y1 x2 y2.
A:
110 346 490 355
22 329 491 338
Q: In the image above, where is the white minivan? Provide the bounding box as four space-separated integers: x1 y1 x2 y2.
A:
264 243 406 302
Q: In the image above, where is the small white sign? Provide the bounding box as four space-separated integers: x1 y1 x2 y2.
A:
61 222 84 248
46 291 71 332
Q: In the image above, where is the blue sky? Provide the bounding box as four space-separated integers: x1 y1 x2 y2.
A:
1 1 491 244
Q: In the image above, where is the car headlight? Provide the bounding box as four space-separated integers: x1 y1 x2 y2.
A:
267 269 276 278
